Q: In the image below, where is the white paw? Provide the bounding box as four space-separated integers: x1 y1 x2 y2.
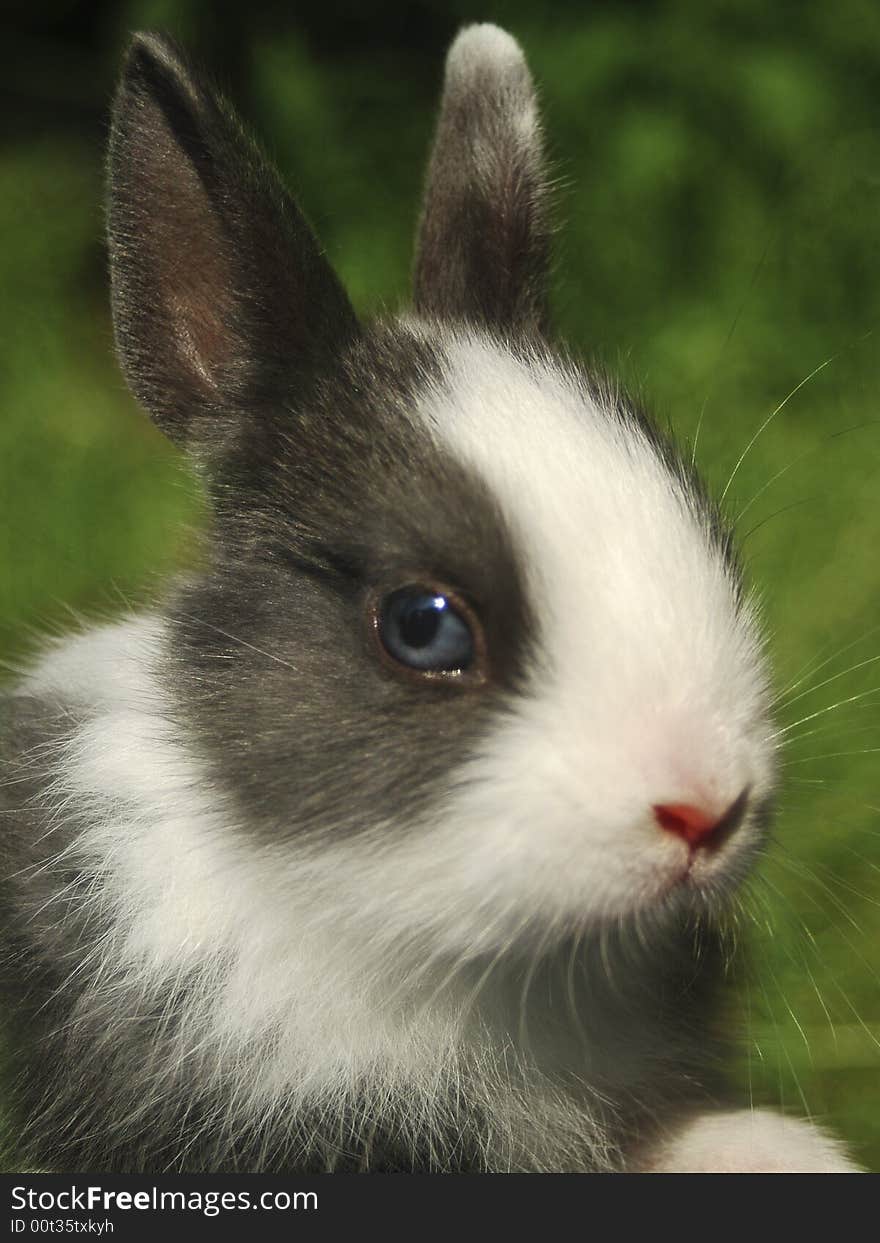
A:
640 1109 861 1173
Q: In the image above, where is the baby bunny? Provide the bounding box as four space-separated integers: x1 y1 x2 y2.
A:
0 24 859 1172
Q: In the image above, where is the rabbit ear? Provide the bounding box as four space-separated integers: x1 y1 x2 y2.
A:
413 25 551 334
108 32 359 447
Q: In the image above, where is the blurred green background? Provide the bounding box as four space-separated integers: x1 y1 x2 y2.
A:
1 0 878 1170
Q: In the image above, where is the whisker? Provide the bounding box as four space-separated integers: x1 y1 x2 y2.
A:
767 964 814 1074
778 723 877 751
743 879 841 1108
755 972 790 1115
772 687 880 739
691 234 775 469
720 351 841 504
783 747 880 766
735 418 880 525
774 626 880 706
742 496 817 543
773 852 864 935
830 982 880 1055
778 654 880 712
172 612 300 674
786 853 880 912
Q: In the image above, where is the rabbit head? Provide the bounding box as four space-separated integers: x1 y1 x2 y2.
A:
107 26 776 962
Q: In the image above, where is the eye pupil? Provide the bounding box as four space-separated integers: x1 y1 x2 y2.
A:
377 588 477 675
398 597 444 649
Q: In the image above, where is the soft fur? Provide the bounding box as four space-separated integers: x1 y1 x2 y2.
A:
0 25 858 1172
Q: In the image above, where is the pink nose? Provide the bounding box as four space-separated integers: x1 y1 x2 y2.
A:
653 790 749 849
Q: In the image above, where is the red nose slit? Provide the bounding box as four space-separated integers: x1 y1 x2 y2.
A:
653 802 723 848
653 789 750 850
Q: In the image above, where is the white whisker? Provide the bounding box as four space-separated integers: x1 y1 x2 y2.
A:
720 352 841 504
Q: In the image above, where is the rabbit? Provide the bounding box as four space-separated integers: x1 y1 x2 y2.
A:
0 24 861 1173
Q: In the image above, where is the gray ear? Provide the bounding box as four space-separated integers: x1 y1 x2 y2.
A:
413 24 551 334
108 32 359 448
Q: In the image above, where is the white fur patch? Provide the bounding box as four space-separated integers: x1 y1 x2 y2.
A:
641 1109 861 1173
446 24 528 80
402 332 777 931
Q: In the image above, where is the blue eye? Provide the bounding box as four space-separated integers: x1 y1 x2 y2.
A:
377 587 476 675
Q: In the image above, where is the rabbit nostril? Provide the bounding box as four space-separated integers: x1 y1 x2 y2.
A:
653 788 750 850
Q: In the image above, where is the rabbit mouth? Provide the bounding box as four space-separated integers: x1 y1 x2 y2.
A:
665 854 719 899
649 834 758 914
648 784 770 899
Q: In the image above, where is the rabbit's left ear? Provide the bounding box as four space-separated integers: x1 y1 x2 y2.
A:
413 24 551 334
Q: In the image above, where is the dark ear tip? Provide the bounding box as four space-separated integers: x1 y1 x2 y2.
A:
115 31 211 135
125 30 186 76
120 31 204 107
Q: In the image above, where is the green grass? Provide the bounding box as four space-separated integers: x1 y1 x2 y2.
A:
2 0 878 1171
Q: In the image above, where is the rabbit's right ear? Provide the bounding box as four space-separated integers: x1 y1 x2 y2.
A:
108 33 358 448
